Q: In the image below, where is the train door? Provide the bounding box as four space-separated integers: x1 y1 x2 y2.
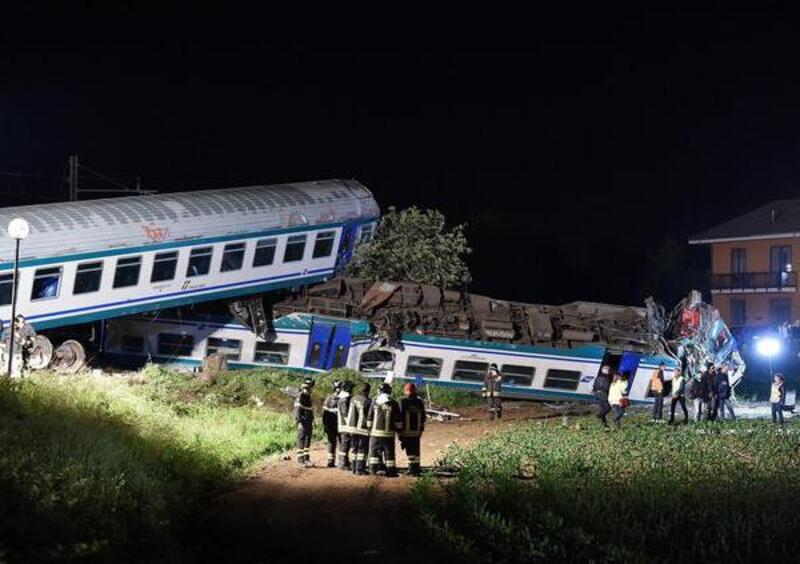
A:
335 224 358 273
598 350 623 378
304 321 352 370
618 351 643 394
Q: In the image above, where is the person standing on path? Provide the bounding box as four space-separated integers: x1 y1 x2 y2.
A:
367 383 402 477
346 382 372 475
716 365 736 421
608 372 630 429
649 362 666 422
293 377 315 468
771 373 787 426
592 365 612 427
668 368 688 425
322 380 342 467
336 381 354 470
482 364 503 420
399 382 426 476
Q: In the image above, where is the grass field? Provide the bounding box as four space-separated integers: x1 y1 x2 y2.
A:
0 365 360 561
412 413 800 563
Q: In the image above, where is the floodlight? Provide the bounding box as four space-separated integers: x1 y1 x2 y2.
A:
756 337 780 357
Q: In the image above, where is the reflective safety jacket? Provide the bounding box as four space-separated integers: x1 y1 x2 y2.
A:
346 394 372 436
399 395 426 438
337 393 353 434
482 373 503 397
293 390 314 425
322 392 339 432
367 395 402 438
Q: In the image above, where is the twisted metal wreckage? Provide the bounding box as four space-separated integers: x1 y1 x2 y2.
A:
229 278 746 387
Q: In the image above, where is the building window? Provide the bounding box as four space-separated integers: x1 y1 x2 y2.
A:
452 360 489 382
312 231 336 259
157 333 194 357
186 247 213 277
543 369 581 391
0 273 13 306
730 248 747 273
73 261 103 295
254 342 290 365
221 242 246 272
283 234 307 262
121 335 144 353
151 251 178 282
31 267 62 301
359 350 395 372
206 337 242 360
253 238 277 267
770 299 792 325
502 364 536 386
730 299 746 326
113 256 142 288
405 356 443 379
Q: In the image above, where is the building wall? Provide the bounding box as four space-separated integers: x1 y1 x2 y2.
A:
709 236 798 328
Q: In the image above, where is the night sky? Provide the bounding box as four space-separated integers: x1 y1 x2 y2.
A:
2 9 799 306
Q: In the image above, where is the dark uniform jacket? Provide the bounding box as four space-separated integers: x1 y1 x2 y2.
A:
322 392 339 432
337 394 353 433
294 390 314 425
367 396 402 438
482 373 503 397
399 395 426 438
346 393 372 437
592 373 611 397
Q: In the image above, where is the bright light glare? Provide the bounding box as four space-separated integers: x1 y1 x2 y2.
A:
756 337 781 357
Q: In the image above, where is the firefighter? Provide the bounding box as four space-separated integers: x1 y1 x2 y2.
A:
482 364 503 420
399 382 426 476
293 377 315 467
322 380 342 467
367 383 402 477
346 382 372 475
336 381 354 470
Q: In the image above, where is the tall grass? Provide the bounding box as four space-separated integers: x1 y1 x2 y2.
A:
414 415 800 563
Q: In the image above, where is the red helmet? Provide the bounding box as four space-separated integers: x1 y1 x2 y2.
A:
404 383 417 395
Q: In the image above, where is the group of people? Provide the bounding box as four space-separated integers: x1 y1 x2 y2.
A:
293 377 427 477
593 360 790 427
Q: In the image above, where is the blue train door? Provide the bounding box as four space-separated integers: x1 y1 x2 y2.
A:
304 322 352 370
335 224 359 273
618 351 642 393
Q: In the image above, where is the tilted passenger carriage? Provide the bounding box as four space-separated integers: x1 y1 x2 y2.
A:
0 179 379 370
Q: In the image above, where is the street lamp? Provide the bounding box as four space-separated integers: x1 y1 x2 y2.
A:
6 218 29 378
756 336 781 378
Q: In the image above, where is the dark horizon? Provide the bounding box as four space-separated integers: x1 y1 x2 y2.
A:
3 9 800 306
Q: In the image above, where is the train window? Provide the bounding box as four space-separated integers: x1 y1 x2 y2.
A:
406 356 443 379
206 337 242 361
283 234 307 263
31 267 63 301
254 342 290 365
253 238 277 267
312 231 336 258
544 369 581 391
113 256 142 289
157 333 194 357
151 251 178 282
502 364 536 386
187 247 213 277
332 344 347 368
221 242 246 272
452 360 489 382
0 273 13 306
359 350 395 372
359 223 375 244
73 261 103 295
121 335 144 353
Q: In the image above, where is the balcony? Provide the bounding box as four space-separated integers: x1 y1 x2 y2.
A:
710 271 797 293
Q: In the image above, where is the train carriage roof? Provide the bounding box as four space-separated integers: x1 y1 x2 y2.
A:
0 179 378 263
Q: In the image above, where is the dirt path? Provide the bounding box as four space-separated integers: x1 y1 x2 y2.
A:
194 402 579 563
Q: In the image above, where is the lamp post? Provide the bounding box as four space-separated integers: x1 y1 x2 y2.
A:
6 218 29 378
756 336 781 379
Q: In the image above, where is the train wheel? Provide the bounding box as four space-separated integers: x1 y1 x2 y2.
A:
53 340 86 374
28 335 54 370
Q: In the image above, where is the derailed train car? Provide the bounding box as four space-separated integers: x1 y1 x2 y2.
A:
0 180 379 372
105 279 745 404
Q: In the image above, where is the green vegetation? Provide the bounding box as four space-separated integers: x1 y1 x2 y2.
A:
346 206 472 287
0 365 355 561
413 414 800 563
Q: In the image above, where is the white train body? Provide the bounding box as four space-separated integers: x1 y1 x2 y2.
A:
0 179 378 330
105 312 678 403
